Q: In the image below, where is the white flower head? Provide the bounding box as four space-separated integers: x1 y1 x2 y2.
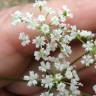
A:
39 61 51 72
55 73 63 81
44 7 56 14
22 12 33 22
59 14 66 22
59 5 73 22
12 10 22 17
40 92 53 96
71 25 77 32
47 56 59 63
57 83 66 92
81 54 94 66
11 2 96 95
28 20 39 29
79 30 94 37
34 48 48 61
32 36 45 48
55 62 66 71
26 12 33 19
46 41 57 52
63 35 72 44
24 71 38 86
51 16 59 25
58 53 64 59
70 31 77 40
93 85 96 94
70 84 80 95
11 10 22 25
62 5 73 18
41 75 54 89
33 0 47 9
51 28 62 41
61 44 72 56
82 40 94 51
40 24 50 34
65 68 73 79
19 32 30 46
72 70 80 81
37 15 46 22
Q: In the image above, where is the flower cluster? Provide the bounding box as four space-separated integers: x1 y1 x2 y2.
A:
12 0 96 96
93 85 96 94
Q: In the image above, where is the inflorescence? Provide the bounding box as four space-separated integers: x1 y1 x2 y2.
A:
11 0 96 96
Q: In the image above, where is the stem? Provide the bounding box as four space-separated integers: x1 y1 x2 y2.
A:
82 92 91 96
70 52 88 65
0 77 26 82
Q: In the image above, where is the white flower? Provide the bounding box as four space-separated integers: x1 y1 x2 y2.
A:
57 83 66 92
70 31 77 40
58 53 64 59
59 5 73 22
26 12 33 19
62 5 73 18
22 13 38 29
93 85 96 94
70 79 81 95
39 61 51 72
51 28 62 40
59 13 66 22
65 68 73 79
17 12 38 29
46 41 57 52
40 92 53 96
28 20 39 29
32 36 45 48
81 54 94 66
44 7 56 14
53 28 62 36
37 15 45 22
22 14 38 29
55 60 70 72
71 25 77 32
57 90 69 96
72 70 80 81
79 30 94 37
51 16 59 25
54 73 63 82
40 24 50 34
11 10 22 25
70 84 80 95
22 12 33 22
41 75 54 89
24 71 38 86
61 44 72 56
33 0 47 8
34 48 48 61
82 41 94 51
55 62 66 71
19 32 30 46
63 35 72 44
47 56 59 63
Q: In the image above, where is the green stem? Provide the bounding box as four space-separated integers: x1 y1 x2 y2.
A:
70 52 88 65
0 77 26 82
82 92 91 96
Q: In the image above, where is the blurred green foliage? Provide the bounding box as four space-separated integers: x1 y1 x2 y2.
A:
0 0 35 9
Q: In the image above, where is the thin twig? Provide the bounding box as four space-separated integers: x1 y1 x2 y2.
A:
71 52 88 65
0 77 26 82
